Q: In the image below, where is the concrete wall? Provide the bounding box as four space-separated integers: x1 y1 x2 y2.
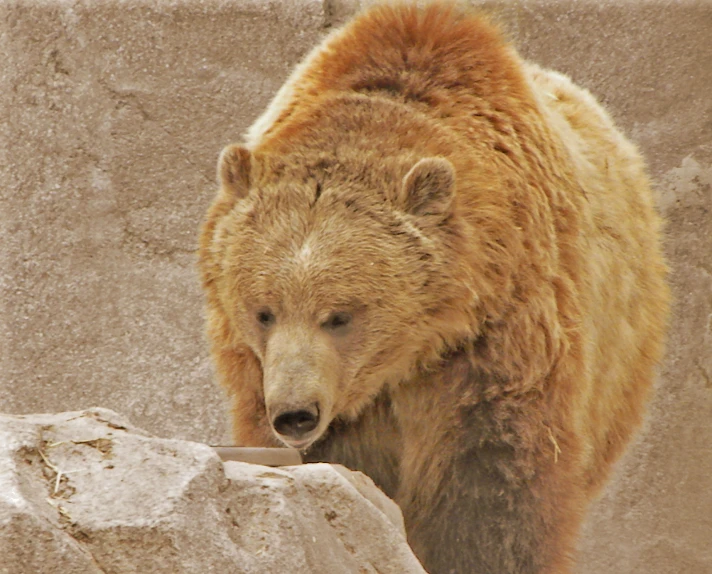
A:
1 1 710 571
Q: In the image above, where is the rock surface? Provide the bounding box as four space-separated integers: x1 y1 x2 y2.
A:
0 408 425 574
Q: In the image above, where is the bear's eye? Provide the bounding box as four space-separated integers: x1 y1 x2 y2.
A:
321 311 352 333
256 309 276 328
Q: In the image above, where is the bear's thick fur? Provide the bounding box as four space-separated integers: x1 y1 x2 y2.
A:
199 3 669 572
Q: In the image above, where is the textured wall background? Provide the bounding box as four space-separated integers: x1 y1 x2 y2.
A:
1 1 710 571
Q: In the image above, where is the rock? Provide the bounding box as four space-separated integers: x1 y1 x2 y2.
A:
0 408 425 574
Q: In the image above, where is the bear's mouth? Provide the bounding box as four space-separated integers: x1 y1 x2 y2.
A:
273 429 324 451
280 436 316 450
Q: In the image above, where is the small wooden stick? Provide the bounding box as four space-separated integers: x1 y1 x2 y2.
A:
212 446 302 466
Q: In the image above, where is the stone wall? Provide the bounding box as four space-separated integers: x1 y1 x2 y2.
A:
2 1 710 571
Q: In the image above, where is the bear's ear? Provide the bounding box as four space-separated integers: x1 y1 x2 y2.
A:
400 157 455 218
218 144 252 199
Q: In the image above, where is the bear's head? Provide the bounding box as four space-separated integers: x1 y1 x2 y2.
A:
201 144 479 449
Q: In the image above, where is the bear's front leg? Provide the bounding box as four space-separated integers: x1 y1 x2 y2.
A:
394 355 586 574
214 344 280 447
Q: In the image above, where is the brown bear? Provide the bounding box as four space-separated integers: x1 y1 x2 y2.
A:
198 3 669 573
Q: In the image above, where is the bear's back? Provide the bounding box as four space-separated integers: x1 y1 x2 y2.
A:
247 2 534 150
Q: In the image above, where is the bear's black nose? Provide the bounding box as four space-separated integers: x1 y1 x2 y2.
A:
272 405 320 438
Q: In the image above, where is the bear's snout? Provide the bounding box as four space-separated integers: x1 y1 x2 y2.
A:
270 402 320 447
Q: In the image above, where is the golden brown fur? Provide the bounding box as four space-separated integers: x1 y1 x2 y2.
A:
198 3 669 572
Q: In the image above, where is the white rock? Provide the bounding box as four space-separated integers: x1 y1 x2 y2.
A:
0 408 426 574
